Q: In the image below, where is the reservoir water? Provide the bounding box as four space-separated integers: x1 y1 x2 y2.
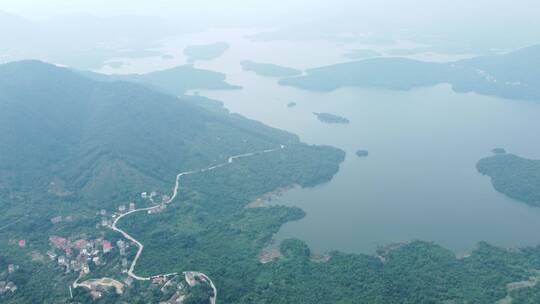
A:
105 29 540 254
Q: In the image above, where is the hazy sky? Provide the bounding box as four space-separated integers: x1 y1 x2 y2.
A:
1 0 539 65
2 0 539 25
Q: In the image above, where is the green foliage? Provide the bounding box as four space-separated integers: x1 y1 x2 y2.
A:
279 57 449 91
184 282 214 304
80 64 240 95
313 112 350 124
280 239 311 258
511 283 540 303
0 60 344 303
240 60 301 77
477 153 540 206
183 42 229 63
279 45 540 101
5 60 540 303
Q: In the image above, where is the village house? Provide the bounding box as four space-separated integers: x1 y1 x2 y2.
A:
50 216 63 224
71 260 82 272
47 250 58 260
74 239 88 250
82 264 90 274
49 236 67 248
121 258 128 272
117 240 126 256
124 276 134 287
103 240 112 253
6 282 17 293
148 204 166 214
7 264 18 274
58 256 67 266
90 289 102 299
152 276 167 284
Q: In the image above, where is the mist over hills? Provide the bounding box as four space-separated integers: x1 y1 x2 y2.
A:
0 10 189 69
80 64 241 95
279 44 540 101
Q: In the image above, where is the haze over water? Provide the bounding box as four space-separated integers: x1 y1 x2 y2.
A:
184 30 540 255
98 28 540 255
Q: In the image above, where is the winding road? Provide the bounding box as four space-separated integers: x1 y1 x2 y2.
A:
77 145 285 303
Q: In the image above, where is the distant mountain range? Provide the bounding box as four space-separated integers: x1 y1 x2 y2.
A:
80 64 241 95
183 42 230 63
0 10 189 69
279 44 540 101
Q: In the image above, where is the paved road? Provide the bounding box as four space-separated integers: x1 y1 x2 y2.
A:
82 145 285 302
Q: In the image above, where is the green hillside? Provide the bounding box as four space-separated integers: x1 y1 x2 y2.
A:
279 45 540 101
0 60 346 303
477 153 540 207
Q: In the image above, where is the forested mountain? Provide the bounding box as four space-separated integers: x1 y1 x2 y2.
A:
0 61 274 209
80 64 241 96
183 42 230 63
279 44 540 101
5 60 540 304
0 60 344 303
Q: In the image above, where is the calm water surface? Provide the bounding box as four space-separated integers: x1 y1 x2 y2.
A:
110 29 540 254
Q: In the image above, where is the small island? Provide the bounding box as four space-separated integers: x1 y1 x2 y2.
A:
356 150 369 157
313 112 350 124
241 60 302 77
287 102 297 108
342 49 381 60
491 148 507 155
183 42 229 63
477 152 540 207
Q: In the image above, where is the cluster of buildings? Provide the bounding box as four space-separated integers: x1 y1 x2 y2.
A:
161 289 186 304
160 272 215 304
0 264 19 295
157 276 187 304
0 281 17 294
116 202 137 213
98 202 136 228
148 204 167 214
116 240 129 273
140 191 170 214
47 235 115 275
259 248 282 264
98 209 113 227
141 191 157 201
142 191 170 204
